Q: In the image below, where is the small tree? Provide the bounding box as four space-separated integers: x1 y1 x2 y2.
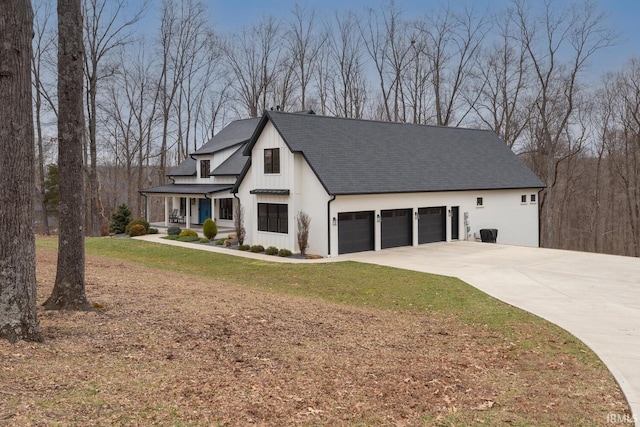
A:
109 204 132 234
296 211 311 257
234 202 246 245
202 218 217 240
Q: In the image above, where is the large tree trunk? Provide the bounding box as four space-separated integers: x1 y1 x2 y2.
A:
43 0 92 311
0 0 42 343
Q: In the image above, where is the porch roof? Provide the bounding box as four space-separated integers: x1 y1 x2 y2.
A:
139 183 233 196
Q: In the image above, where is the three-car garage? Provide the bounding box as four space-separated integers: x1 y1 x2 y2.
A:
337 206 450 254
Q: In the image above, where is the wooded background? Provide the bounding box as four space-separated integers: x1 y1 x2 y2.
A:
31 0 640 257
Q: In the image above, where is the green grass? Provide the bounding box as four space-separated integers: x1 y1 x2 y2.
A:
38 237 537 329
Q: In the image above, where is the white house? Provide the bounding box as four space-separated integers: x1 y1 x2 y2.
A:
141 111 544 257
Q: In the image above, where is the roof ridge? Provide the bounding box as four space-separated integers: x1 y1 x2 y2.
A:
267 111 495 133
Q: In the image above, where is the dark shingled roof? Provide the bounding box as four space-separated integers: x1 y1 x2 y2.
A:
211 145 248 176
139 183 233 195
167 157 196 177
193 117 261 155
243 112 544 195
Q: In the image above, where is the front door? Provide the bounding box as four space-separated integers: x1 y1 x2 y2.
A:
451 206 459 240
198 199 211 224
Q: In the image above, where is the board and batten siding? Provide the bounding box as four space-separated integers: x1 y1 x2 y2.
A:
237 122 331 254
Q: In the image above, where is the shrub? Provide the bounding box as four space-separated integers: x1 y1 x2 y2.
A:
234 203 246 245
109 204 131 234
250 245 265 253
167 226 181 236
163 235 179 240
148 228 159 235
278 249 292 257
128 224 146 237
296 211 311 257
215 238 226 245
179 229 198 238
202 218 217 240
125 219 150 236
265 246 279 255
199 237 210 243
238 244 250 251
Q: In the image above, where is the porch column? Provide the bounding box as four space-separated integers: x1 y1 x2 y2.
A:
186 197 191 229
164 197 169 226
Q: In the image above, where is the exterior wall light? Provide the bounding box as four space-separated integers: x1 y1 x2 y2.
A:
414 211 419 220
332 217 337 226
376 214 381 223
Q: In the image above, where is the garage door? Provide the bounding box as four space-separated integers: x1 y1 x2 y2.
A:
418 206 446 244
338 211 374 254
381 209 412 249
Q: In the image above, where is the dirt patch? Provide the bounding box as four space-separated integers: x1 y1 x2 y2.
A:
0 248 630 425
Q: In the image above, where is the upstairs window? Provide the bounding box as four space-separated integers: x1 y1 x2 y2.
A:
264 148 280 174
521 195 527 203
476 197 483 207
200 160 211 178
531 194 537 203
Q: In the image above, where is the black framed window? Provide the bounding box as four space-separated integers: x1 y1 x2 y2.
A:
476 197 483 206
200 160 211 178
521 195 527 203
258 203 288 233
531 194 537 203
219 198 233 220
264 148 280 174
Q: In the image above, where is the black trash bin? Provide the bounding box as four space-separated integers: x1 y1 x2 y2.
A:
480 228 498 243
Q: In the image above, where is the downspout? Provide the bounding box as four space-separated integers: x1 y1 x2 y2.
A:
537 188 544 248
233 191 241 232
327 194 336 257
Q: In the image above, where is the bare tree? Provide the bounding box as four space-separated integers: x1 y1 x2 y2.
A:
417 3 489 126
296 211 311 257
313 32 333 115
83 0 147 236
32 0 58 235
473 11 533 148
286 4 324 111
360 1 415 122
0 0 42 342
600 59 640 256
328 11 368 118
157 0 215 174
223 16 283 117
234 203 246 246
43 0 92 311
510 0 617 248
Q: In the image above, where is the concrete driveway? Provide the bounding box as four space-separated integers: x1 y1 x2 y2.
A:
343 242 640 425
